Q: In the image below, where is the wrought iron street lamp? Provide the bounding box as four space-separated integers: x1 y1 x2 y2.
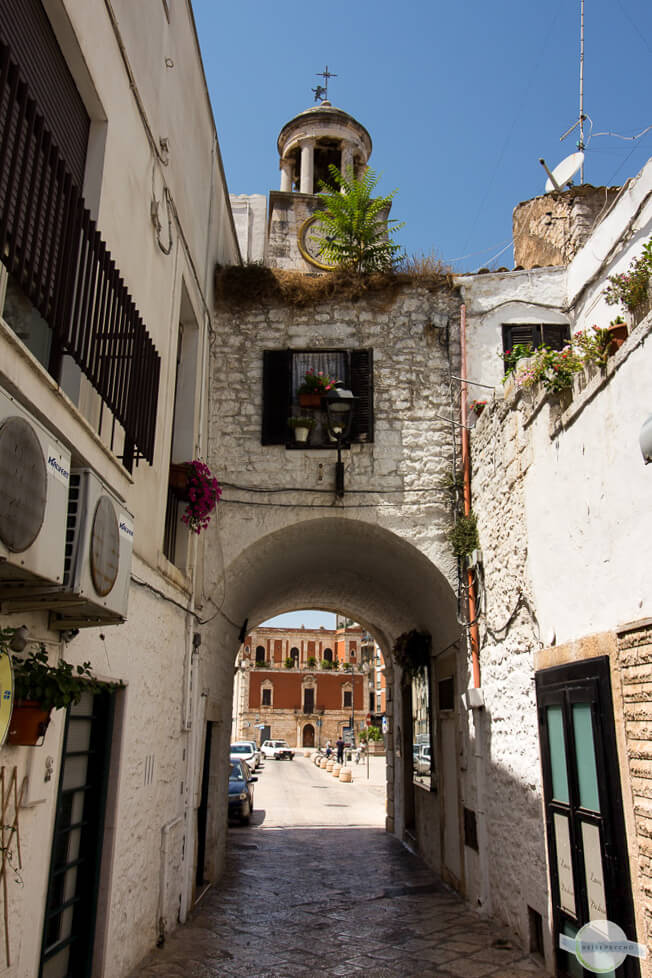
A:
323 383 356 498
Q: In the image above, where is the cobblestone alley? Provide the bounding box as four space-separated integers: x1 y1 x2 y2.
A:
130 758 547 978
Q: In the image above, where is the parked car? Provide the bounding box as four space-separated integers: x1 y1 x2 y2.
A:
261 739 295 760
241 740 262 769
228 759 257 824
230 742 258 768
414 744 431 775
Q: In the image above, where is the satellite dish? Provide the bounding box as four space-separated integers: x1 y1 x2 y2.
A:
539 152 584 193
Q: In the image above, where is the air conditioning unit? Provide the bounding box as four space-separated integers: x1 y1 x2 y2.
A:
0 385 71 589
55 468 135 624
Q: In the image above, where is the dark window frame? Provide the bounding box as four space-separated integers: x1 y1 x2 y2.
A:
502 323 571 375
262 347 374 447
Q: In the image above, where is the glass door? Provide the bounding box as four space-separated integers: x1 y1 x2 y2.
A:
536 657 638 978
39 691 114 978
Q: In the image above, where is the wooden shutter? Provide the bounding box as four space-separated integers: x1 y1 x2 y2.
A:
350 348 374 443
502 324 541 353
262 350 291 444
503 323 570 354
541 324 570 350
0 0 89 188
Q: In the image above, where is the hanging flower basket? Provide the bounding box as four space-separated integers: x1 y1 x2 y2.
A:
180 460 222 534
393 629 432 680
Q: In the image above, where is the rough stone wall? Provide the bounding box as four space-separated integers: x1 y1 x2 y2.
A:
617 621 652 964
267 191 321 271
513 186 620 269
209 280 461 553
208 277 464 873
469 392 551 952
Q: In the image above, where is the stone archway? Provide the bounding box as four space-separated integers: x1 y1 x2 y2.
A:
302 723 315 747
203 514 464 887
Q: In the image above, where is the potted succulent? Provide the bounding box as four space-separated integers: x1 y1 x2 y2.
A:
2 632 120 746
287 416 316 443
297 368 337 408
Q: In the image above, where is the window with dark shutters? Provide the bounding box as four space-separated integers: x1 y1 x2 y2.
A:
501 323 570 373
262 348 374 446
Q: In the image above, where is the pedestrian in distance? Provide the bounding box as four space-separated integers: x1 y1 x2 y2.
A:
336 736 344 764
325 740 332 758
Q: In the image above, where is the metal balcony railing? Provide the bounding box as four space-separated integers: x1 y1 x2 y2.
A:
0 42 160 469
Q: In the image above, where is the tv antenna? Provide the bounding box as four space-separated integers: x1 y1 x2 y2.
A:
560 0 586 180
538 1 587 191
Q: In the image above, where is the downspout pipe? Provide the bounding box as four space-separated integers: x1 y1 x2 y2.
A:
460 304 481 689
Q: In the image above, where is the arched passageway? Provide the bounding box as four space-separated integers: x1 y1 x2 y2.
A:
203 515 465 890
302 723 315 747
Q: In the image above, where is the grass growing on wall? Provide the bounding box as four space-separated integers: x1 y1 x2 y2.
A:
213 263 456 310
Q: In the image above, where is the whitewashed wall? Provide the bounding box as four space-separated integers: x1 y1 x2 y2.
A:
463 155 652 972
0 2 239 976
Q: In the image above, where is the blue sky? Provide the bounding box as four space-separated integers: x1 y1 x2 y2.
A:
262 610 337 629
193 0 651 272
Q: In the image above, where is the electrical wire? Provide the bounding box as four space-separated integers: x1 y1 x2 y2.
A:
221 481 448 496
130 573 241 630
220 499 449 510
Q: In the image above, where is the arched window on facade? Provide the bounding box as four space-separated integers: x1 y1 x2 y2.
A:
255 645 265 665
323 648 333 662
290 646 299 665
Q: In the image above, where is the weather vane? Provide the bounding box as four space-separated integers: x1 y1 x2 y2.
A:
312 65 337 103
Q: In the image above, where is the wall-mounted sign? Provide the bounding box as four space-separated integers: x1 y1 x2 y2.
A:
554 812 576 917
0 654 14 747
582 821 607 920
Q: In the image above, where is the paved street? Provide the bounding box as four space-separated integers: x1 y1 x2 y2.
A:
130 755 547 978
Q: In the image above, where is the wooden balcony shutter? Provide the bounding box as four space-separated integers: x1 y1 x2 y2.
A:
262 349 291 444
350 348 374 443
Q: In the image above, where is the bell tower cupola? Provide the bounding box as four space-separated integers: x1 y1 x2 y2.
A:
267 96 373 272
277 100 372 196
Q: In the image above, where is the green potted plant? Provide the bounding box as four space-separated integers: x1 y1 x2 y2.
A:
469 399 487 416
2 633 120 746
307 655 317 669
284 656 294 669
287 415 317 443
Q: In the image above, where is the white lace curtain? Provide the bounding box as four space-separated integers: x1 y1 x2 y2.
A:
291 351 347 402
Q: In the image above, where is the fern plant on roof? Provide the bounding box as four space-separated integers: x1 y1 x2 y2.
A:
313 165 404 273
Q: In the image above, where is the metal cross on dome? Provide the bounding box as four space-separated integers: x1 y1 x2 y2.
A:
312 65 337 102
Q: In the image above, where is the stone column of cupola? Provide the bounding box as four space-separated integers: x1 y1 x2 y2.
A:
341 142 354 179
280 158 294 192
299 137 316 194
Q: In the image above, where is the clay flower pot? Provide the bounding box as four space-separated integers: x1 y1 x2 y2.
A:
298 392 323 409
7 700 51 746
606 322 628 355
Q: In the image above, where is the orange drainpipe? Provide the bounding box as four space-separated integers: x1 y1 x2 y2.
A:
460 304 481 688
